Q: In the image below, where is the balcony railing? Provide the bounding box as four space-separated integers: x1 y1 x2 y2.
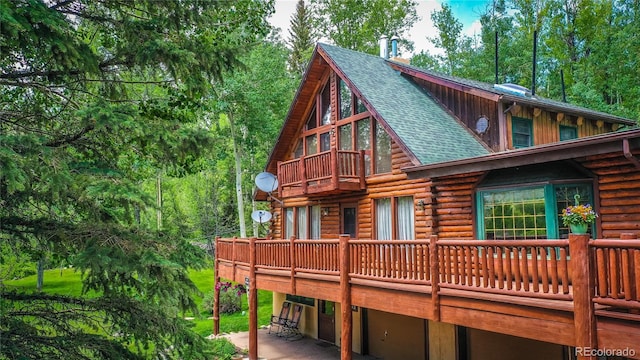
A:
216 235 640 317
277 148 365 197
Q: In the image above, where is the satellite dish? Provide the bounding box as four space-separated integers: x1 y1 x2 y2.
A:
255 172 278 193
251 210 272 223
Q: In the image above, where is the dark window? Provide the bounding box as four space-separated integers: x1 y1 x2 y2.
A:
286 294 315 306
306 108 317 130
356 97 367 114
375 123 391 174
320 132 331 152
339 78 352 119
320 83 331 125
559 125 577 141
512 117 533 148
339 123 352 150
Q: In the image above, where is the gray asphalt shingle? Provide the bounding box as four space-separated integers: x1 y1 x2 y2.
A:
319 43 490 165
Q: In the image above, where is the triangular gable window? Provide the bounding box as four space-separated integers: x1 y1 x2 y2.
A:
338 77 367 120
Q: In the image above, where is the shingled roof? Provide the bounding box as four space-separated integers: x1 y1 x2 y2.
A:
391 60 637 126
318 43 490 165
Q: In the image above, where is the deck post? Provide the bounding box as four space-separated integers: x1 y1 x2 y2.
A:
290 236 296 294
213 236 220 335
340 235 352 360
331 147 339 188
249 237 258 360
358 150 366 190
299 157 307 195
429 235 440 321
569 233 596 360
277 161 283 196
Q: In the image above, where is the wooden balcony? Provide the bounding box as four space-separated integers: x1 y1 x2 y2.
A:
277 148 365 198
215 234 640 359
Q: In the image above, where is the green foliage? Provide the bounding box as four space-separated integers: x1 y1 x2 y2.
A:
411 0 640 122
0 0 275 358
310 0 419 54
210 338 239 360
288 0 317 76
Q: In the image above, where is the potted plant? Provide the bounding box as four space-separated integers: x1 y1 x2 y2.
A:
561 194 597 234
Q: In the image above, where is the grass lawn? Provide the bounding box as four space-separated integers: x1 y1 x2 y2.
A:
4 265 273 337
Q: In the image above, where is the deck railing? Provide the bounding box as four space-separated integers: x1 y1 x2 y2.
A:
277 149 365 195
437 239 572 300
349 240 431 285
591 234 640 311
216 234 640 315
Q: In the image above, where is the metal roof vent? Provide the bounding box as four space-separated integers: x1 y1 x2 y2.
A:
494 83 532 98
379 35 388 58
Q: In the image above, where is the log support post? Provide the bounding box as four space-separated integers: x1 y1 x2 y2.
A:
249 237 258 360
331 147 339 188
429 235 440 321
569 233 596 360
213 236 221 335
340 235 352 360
300 157 307 194
359 150 366 190
290 236 297 294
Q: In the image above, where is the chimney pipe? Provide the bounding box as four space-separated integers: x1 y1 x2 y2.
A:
561 69 567 102
494 31 499 84
379 35 388 58
532 30 537 96
391 35 399 57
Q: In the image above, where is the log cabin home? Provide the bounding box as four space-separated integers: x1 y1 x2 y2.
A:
214 42 640 360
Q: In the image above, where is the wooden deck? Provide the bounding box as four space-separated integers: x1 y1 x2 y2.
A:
277 148 365 197
215 234 640 360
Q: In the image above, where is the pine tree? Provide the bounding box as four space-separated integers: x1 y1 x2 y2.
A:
288 0 317 76
0 1 274 358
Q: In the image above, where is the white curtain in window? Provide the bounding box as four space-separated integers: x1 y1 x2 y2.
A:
285 208 294 239
397 197 415 240
376 198 392 240
310 206 321 239
297 207 307 239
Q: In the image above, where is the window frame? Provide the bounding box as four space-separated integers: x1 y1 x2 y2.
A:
559 125 578 141
283 205 321 240
373 196 415 240
476 182 595 240
511 116 533 148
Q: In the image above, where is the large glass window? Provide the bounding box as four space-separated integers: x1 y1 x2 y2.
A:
376 198 392 240
339 123 352 150
481 188 547 240
477 183 594 240
310 205 321 239
320 132 331 152
375 196 415 240
285 208 294 239
512 117 533 148
284 206 321 240
297 206 307 239
339 78 352 120
321 83 331 125
375 123 392 174
356 119 371 176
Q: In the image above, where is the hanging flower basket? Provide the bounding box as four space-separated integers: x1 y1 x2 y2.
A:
562 194 597 235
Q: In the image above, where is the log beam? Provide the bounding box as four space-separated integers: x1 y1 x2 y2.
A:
340 235 353 360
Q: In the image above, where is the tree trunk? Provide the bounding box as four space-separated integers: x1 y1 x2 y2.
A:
252 197 258 237
36 258 45 292
229 112 247 238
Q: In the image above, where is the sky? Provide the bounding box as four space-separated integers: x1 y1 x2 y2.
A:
268 0 490 56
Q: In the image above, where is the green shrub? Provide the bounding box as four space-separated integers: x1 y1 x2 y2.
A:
202 282 247 315
210 337 239 360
